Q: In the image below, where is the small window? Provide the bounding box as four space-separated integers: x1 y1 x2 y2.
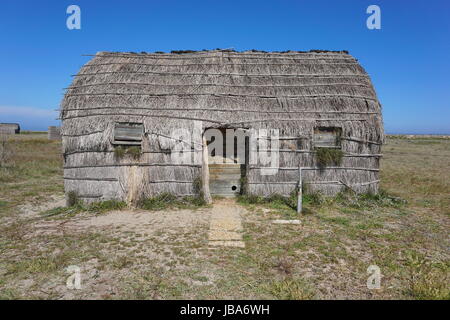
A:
313 127 342 148
113 123 143 146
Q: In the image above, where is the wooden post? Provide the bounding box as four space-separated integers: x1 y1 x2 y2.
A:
202 134 212 204
297 167 302 214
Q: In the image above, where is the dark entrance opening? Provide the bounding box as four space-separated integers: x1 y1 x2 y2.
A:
204 128 248 197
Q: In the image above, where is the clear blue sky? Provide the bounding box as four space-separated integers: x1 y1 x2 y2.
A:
1 0 449 133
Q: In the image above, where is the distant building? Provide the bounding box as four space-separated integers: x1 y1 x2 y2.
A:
0 123 20 134
48 126 62 140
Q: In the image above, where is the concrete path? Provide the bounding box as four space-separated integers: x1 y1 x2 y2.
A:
208 200 245 248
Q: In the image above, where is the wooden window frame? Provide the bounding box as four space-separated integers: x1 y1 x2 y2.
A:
313 126 342 149
112 122 143 146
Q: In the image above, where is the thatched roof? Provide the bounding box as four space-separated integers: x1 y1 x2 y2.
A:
61 49 382 136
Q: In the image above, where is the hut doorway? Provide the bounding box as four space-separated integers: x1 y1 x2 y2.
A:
204 128 248 197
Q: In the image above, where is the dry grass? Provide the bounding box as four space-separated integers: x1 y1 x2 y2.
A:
0 134 448 300
0 133 63 218
0 134 15 167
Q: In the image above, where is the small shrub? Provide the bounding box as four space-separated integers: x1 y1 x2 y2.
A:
239 176 248 195
41 199 126 217
335 189 406 209
266 194 289 206
237 193 297 211
286 189 298 209
237 194 266 205
182 195 206 207
138 193 206 211
114 146 141 159
315 148 343 168
274 257 294 275
67 191 79 207
192 176 202 194
126 146 141 159
114 146 126 158
237 188 403 213
88 200 127 213
302 191 325 206
139 193 177 210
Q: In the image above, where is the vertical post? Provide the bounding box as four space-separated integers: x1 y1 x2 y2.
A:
202 134 212 204
244 134 249 194
297 167 302 214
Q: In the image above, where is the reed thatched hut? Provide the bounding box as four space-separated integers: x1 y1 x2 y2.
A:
0 123 20 134
61 49 383 205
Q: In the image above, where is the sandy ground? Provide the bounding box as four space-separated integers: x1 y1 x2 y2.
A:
19 194 66 218
27 198 245 246
208 200 245 247
71 207 212 236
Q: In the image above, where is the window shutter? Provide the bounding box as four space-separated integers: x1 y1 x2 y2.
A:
113 123 143 145
314 127 341 148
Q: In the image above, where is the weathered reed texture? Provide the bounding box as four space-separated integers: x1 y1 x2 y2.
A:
48 126 62 140
61 50 383 203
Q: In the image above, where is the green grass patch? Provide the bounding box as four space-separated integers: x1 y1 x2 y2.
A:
237 189 404 219
315 147 343 168
41 199 127 218
335 189 406 209
138 193 207 211
114 146 141 159
320 216 351 226
266 278 316 300
88 200 127 213
237 192 297 210
403 251 450 300
42 205 83 217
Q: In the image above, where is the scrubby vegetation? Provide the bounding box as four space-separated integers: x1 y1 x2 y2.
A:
114 146 141 159
238 188 405 214
44 191 206 218
239 176 248 195
315 147 343 168
42 199 127 218
138 192 207 211
192 176 202 194
266 278 316 300
403 251 449 300
0 133 63 216
67 190 79 207
88 200 127 213
237 192 297 210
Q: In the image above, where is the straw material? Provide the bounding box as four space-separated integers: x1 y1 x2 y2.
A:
61 49 383 203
